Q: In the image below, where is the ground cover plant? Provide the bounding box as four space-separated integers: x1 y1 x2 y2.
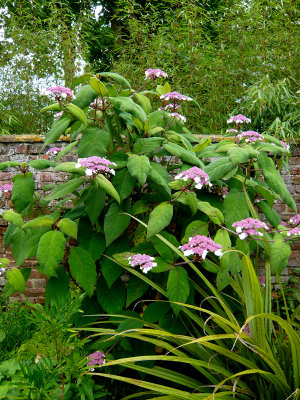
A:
0 69 299 399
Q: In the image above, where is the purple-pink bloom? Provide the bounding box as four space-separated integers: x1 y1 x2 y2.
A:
280 141 290 151
226 128 238 134
165 103 181 110
179 235 223 259
160 91 192 102
0 184 13 192
175 167 211 189
232 218 269 240
42 85 74 99
128 254 157 274
221 187 229 198
289 214 300 226
75 156 116 176
227 114 251 125
287 227 300 237
169 112 186 123
145 68 168 79
280 220 288 227
259 276 265 287
87 351 105 370
238 131 263 143
46 147 62 155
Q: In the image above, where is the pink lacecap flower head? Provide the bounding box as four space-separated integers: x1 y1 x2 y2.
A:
226 128 238 134
160 91 192 102
280 141 290 151
87 351 105 370
42 85 75 99
287 227 300 237
75 156 116 176
232 218 268 240
169 112 186 123
289 214 300 226
175 167 212 189
46 147 62 155
238 131 263 143
145 68 168 79
128 254 157 274
179 235 223 259
0 184 13 192
227 114 251 125
165 103 181 110
221 187 229 198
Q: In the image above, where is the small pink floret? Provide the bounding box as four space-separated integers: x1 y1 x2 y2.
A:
287 227 300 237
46 147 62 155
165 103 181 110
175 167 211 189
128 254 157 274
227 114 251 125
145 68 168 79
226 128 238 134
160 91 192 102
179 235 223 259
87 351 105 370
0 184 13 192
289 214 300 226
169 112 186 123
238 131 263 143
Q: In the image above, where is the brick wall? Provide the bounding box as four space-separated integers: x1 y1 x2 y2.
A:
0 135 299 302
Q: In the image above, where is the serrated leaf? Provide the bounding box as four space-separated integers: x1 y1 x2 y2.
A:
204 157 235 181
133 137 164 155
44 177 85 201
258 201 281 227
110 96 147 125
55 141 78 161
270 236 291 274
28 160 57 169
163 143 204 168
6 268 26 293
263 167 296 211
126 275 149 307
45 267 71 309
80 233 106 261
96 277 126 313
147 202 173 238
57 218 78 239
214 229 231 250
151 232 179 263
0 161 21 170
143 302 170 323
11 175 35 212
22 216 54 230
197 201 224 224
127 154 151 185
223 189 249 228
69 247 97 296
96 174 120 204
72 84 98 109
37 231 66 278
228 146 258 166
2 210 24 228
113 168 136 200
40 102 62 112
43 117 71 148
131 200 150 215
167 267 190 315
65 103 88 126
104 203 131 246
182 220 208 243
97 72 131 88
54 162 83 173
133 93 152 114
84 185 106 224
78 127 111 158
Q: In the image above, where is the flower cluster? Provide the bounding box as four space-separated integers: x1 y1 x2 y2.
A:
169 112 186 123
238 131 263 143
42 86 74 99
226 128 238 134
160 91 192 102
289 214 300 226
175 167 212 189
227 114 251 125
221 187 229 198
0 184 13 192
46 147 62 155
180 235 223 259
287 227 300 237
165 103 181 110
232 218 268 239
87 351 105 371
128 254 157 274
75 156 116 176
145 68 168 79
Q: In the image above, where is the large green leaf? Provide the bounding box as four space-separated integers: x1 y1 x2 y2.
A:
43 116 71 148
270 235 292 274
0 161 21 170
228 146 258 166
6 268 26 293
102 238 129 287
78 127 111 157
69 247 97 296
133 93 152 114
72 84 98 109
28 160 57 169
80 232 106 261
55 141 78 161
126 275 149 307
37 231 66 278
163 143 204 168
22 215 54 230
11 174 35 212
2 210 24 228
197 201 224 224
45 266 71 309
223 189 249 228
204 157 235 181
44 177 85 201
133 137 164 155
182 219 208 243
84 185 106 224
127 154 151 185
263 167 296 211
97 72 131 88
96 277 126 313
54 162 83 174
57 218 78 239
89 77 108 96
96 174 120 204
151 232 179 263
147 202 173 238
104 203 131 246
147 163 171 196
167 267 190 315
259 201 281 227
65 103 88 126
110 96 147 125
113 168 136 200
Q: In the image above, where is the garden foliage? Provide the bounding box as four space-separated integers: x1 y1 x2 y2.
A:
0 69 299 399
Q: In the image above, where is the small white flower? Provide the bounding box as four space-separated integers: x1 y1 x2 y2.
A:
236 226 242 233
239 232 247 240
202 250 208 259
183 249 194 256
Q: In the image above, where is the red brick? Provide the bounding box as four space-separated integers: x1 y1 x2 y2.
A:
15 145 29 154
